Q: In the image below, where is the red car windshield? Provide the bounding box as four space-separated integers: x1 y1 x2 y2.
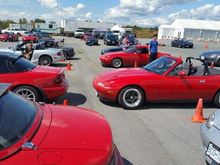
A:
0 92 37 150
143 57 176 75
12 56 36 71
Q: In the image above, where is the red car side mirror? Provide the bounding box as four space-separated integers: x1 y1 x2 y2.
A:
178 71 186 78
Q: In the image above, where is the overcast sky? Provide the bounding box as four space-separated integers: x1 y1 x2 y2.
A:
0 0 219 26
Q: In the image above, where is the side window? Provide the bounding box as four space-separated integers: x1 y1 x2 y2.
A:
168 64 183 76
141 48 148 54
0 57 8 73
6 58 23 73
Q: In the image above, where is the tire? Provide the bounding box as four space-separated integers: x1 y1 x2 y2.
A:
39 55 52 66
13 86 41 102
63 51 69 60
111 58 122 68
217 59 220 67
213 90 220 108
118 86 144 109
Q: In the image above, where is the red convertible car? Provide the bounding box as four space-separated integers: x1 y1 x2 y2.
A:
0 50 68 102
0 84 124 165
0 32 19 42
22 34 39 43
100 45 170 68
93 56 220 109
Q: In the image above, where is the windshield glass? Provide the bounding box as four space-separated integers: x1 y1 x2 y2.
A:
13 57 36 71
107 35 118 39
0 92 37 149
143 57 176 75
124 45 136 53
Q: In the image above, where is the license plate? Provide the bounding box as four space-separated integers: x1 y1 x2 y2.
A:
112 41 115 43
206 143 220 164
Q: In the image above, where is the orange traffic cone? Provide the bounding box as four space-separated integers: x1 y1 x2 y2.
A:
211 62 214 69
66 61 72 71
134 61 137 67
63 99 68 106
192 98 206 123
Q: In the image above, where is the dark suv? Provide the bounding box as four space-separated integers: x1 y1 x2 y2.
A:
171 38 193 48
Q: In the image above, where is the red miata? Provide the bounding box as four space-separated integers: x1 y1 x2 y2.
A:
100 45 170 68
0 84 124 165
94 56 220 109
0 50 68 102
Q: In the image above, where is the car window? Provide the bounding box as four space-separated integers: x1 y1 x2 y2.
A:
144 57 176 75
7 57 36 73
168 64 183 76
0 92 37 150
0 57 9 73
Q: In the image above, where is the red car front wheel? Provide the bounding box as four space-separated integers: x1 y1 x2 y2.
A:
118 86 144 109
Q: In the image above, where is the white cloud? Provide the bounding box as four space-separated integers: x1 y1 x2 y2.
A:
37 0 58 8
76 3 85 10
0 8 33 21
86 12 92 19
168 4 220 22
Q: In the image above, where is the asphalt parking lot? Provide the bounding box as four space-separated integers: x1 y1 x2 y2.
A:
1 37 220 165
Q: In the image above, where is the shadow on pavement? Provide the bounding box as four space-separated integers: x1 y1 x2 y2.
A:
123 158 133 165
100 100 215 111
51 63 67 67
55 92 87 106
68 57 81 60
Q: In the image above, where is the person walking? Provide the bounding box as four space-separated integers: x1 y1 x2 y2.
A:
149 34 158 62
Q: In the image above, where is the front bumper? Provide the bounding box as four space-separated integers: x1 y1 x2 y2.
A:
43 79 68 100
200 123 220 165
93 78 118 101
100 57 111 66
52 54 65 63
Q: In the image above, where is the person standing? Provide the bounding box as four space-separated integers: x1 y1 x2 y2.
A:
149 34 158 62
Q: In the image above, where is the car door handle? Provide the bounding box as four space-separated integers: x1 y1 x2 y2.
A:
199 80 205 83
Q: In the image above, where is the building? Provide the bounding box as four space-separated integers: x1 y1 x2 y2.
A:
35 22 60 34
9 23 33 31
61 19 115 32
158 19 220 41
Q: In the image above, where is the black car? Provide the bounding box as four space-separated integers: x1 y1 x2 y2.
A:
86 36 98 46
200 50 220 66
100 46 130 55
103 34 118 45
171 38 193 48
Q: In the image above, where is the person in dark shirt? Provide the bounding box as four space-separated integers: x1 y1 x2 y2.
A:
149 34 158 62
23 43 34 60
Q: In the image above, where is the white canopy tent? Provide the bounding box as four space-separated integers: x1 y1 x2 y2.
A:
158 19 220 41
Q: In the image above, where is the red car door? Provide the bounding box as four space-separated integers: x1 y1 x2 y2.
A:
158 74 217 101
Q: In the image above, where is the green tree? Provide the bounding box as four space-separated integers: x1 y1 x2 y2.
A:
0 20 16 29
19 18 28 24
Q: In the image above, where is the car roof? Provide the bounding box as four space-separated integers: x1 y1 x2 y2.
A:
0 49 19 59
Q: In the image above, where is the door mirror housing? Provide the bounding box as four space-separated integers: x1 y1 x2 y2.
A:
178 71 186 78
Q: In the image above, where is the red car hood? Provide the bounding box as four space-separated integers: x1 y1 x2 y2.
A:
103 51 127 57
38 104 112 151
99 68 155 81
32 66 63 74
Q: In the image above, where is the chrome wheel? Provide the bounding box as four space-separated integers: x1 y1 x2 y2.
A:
39 56 52 66
15 88 36 101
118 86 144 109
112 58 122 68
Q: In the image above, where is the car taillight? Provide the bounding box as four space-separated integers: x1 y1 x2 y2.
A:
57 52 62 56
54 74 64 84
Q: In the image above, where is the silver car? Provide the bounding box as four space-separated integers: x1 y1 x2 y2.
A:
16 48 64 66
200 110 220 165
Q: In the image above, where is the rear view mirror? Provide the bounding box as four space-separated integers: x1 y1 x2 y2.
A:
178 71 186 78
